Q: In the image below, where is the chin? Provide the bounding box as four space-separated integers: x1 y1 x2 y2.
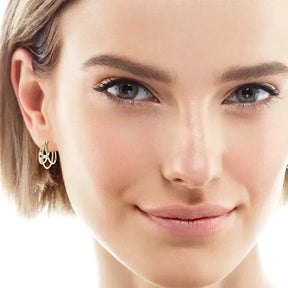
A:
137 264 223 288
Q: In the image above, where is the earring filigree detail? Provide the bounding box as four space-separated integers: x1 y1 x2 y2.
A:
38 140 57 169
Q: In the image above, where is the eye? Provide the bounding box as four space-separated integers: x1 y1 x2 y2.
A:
93 77 157 107
94 78 281 111
222 82 280 111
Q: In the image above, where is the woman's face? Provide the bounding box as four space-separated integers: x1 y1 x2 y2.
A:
46 0 288 286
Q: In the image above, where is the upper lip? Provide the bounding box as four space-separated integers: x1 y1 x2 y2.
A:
139 203 234 220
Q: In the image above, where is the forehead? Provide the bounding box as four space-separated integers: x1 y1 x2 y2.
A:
59 0 288 86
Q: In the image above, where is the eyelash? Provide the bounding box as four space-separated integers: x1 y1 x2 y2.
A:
93 77 281 111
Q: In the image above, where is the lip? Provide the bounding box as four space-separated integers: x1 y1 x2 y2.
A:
137 203 236 238
139 203 234 220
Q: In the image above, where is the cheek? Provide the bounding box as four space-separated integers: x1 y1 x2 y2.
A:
225 115 288 230
54 93 155 218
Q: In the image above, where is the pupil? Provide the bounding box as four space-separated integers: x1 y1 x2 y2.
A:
121 84 132 94
240 87 255 102
119 83 138 99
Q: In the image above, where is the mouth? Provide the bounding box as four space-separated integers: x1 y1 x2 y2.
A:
136 204 236 238
139 202 235 221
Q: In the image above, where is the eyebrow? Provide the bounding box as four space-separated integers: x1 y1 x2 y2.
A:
81 54 288 85
81 54 177 84
215 61 288 84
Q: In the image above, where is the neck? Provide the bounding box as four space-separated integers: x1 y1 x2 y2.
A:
93 239 275 288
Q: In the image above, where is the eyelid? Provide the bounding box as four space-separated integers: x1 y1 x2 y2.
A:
94 77 281 111
97 77 280 98
96 76 158 96
224 81 279 98
221 82 281 112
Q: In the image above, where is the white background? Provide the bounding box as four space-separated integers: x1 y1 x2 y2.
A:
0 1 7 23
1 1 288 287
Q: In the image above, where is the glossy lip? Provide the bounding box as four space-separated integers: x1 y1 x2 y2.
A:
137 204 236 238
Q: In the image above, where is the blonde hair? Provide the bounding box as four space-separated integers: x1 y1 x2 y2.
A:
0 0 76 218
1 0 288 220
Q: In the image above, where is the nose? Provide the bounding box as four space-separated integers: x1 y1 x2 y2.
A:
161 109 222 190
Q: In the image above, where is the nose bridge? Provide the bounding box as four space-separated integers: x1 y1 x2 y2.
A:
161 106 222 189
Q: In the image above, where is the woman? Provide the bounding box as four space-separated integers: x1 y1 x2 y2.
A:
1 0 287 287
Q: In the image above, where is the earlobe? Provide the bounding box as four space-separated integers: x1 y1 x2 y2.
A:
10 47 54 149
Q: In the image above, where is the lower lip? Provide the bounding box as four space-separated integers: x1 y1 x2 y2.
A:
138 208 235 238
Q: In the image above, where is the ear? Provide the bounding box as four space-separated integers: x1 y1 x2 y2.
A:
10 47 57 151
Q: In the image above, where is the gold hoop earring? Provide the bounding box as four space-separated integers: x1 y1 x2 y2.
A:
38 140 57 169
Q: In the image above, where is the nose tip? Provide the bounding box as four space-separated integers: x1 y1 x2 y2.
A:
161 151 221 190
160 109 223 191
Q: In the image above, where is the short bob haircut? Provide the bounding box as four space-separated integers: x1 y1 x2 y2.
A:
0 0 76 218
1 0 288 219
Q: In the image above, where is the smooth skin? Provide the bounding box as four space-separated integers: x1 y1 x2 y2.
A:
10 0 288 287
